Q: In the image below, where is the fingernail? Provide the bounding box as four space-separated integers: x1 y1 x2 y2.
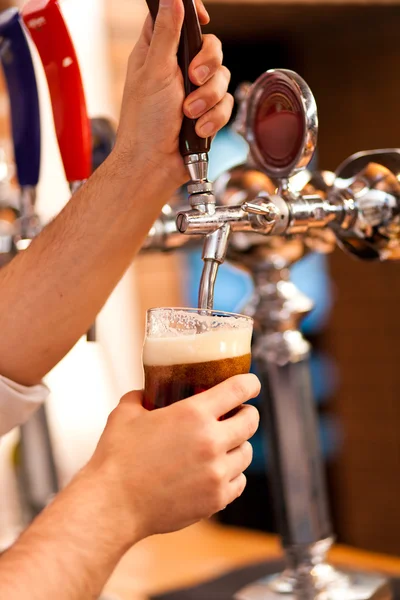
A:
199 121 215 136
187 98 207 118
160 0 172 7
194 65 210 84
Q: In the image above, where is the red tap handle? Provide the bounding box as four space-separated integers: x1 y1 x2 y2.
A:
146 0 211 157
22 0 91 182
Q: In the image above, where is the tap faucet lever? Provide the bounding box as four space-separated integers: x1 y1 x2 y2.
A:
145 0 221 309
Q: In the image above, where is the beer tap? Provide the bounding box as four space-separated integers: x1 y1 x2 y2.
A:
218 71 393 600
22 0 92 193
0 8 41 249
141 67 400 598
145 0 280 309
144 0 220 309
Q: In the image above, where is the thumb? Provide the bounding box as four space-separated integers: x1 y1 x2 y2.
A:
119 390 146 415
147 0 184 69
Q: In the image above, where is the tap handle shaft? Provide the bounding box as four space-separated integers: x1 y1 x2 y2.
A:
0 8 40 187
22 0 91 183
145 0 211 157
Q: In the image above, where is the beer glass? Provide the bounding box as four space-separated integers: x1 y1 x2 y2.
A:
143 308 253 410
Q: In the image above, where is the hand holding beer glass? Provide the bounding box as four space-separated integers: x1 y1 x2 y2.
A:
143 308 253 410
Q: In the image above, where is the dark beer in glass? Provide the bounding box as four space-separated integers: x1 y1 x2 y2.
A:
143 308 253 410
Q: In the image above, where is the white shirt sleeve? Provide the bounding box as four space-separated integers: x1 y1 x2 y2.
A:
0 375 49 437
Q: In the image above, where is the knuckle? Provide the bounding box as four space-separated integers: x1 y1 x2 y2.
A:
209 87 221 106
242 441 253 467
106 408 118 428
206 33 222 53
221 65 231 83
227 376 248 404
198 431 219 461
201 35 223 70
237 473 247 497
208 486 227 514
245 405 260 437
184 399 205 422
207 463 226 486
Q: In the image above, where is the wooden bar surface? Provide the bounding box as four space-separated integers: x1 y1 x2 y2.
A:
103 520 400 600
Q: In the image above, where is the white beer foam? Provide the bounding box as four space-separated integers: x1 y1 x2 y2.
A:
143 326 252 366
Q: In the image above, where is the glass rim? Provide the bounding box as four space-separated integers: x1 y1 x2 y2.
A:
146 306 253 323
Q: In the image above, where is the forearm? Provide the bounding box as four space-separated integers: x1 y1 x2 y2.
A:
0 152 174 384
0 464 136 600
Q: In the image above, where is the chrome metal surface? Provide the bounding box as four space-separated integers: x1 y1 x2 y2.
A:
245 259 332 552
18 405 59 524
239 69 318 179
69 180 85 195
198 225 231 309
329 149 400 260
237 258 390 600
141 69 400 600
235 571 391 600
0 202 18 267
198 258 219 310
14 185 41 247
187 181 214 195
185 152 209 183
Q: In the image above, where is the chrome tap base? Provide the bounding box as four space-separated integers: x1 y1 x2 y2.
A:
235 569 391 600
240 259 390 600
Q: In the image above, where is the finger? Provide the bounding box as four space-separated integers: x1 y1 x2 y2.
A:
147 0 185 69
129 14 154 71
226 473 247 505
194 0 210 24
184 66 230 119
195 92 234 138
203 374 261 418
189 34 223 86
221 404 260 450
119 390 145 409
226 441 253 481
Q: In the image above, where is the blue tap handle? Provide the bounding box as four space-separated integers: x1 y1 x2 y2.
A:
0 8 40 187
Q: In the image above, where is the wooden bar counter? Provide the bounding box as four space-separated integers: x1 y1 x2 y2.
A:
104 521 400 600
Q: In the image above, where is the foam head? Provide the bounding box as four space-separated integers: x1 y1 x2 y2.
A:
143 308 253 367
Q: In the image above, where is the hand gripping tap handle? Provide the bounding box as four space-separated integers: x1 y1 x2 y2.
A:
22 0 92 186
145 0 211 159
0 8 40 189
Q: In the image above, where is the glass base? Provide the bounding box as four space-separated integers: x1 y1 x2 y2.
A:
234 567 392 600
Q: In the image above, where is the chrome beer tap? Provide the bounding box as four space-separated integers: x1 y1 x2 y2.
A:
145 0 223 310
210 69 393 600
145 0 286 310
142 67 400 599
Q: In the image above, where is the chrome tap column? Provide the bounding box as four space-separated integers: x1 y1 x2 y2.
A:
219 70 392 600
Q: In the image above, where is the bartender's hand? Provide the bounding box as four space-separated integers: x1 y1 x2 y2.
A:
115 0 233 188
88 374 260 543
0 374 259 600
